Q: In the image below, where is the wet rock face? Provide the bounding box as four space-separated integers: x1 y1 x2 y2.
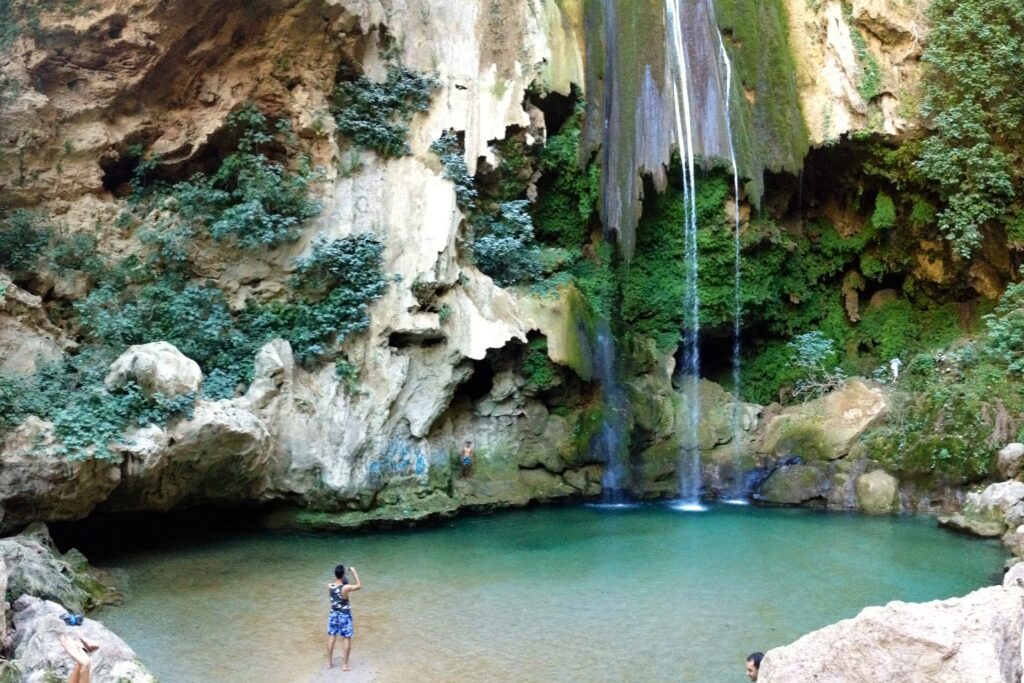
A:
759 580 1024 683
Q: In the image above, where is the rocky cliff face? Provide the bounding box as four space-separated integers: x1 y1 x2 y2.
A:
0 0 977 532
0 0 606 529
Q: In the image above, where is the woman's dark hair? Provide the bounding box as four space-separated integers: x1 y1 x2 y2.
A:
747 652 764 667
335 564 346 579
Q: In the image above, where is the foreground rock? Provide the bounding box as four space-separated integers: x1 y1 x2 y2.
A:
0 523 117 614
7 596 155 682
759 566 1024 683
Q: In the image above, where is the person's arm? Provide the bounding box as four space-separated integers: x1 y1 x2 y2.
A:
344 567 362 594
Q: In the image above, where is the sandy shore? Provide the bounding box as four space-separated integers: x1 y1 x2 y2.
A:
310 660 384 682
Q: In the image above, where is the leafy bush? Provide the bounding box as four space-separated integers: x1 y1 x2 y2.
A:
788 331 846 399
865 353 1013 482
73 232 387 397
0 209 50 273
0 355 194 459
917 0 1024 257
430 131 477 210
332 65 439 157
472 200 541 286
984 277 1024 373
532 101 599 248
133 105 322 250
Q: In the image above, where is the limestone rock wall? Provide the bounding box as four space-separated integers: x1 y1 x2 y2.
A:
0 0 950 528
785 0 928 143
0 0 597 526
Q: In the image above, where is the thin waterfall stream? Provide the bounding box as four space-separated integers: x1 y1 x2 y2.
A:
664 0 745 507
717 18 749 503
665 0 704 508
591 321 630 503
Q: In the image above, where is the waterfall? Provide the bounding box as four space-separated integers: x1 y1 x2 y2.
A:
591 321 630 503
718 21 748 503
663 0 744 507
665 0 703 506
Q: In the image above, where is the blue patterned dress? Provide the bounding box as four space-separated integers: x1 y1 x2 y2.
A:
327 582 354 637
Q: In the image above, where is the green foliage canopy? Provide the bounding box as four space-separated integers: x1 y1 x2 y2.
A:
918 0 1024 257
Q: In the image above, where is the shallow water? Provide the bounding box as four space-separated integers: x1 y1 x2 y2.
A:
92 505 1003 682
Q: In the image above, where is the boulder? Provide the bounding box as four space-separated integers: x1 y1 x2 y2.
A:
759 582 1024 682
104 341 202 399
855 469 898 514
759 464 829 505
0 417 121 534
760 379 888 460
106 399 270 511
939 481 1024 538
9 596 154 682
0 523 116 614
998 443 1024 480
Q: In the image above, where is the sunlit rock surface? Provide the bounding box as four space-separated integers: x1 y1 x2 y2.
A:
759 567 1024 683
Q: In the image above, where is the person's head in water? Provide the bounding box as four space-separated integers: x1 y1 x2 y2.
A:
335 564 346 581
745 652 764 681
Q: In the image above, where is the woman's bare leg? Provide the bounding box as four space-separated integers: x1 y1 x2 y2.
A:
342 637 352 671
327 635 336 668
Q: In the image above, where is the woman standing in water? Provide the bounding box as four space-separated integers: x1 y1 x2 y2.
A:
327 564 361 671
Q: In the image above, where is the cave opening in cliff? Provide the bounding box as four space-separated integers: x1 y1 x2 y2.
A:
48 504 273 562
527 84 576 141
100 112 291 196
453 358 495 403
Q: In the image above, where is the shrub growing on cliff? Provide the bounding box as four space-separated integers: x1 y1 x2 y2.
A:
0 208 49 274
917 0 1024 258
430 131 477 210
73 231 388 396
472 200 541 286
533 101 599 249
332 65 439 158
274 231 388 364
865 351 1013 483
132 105 322 250
0 355 194 458
983 277 1024 373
